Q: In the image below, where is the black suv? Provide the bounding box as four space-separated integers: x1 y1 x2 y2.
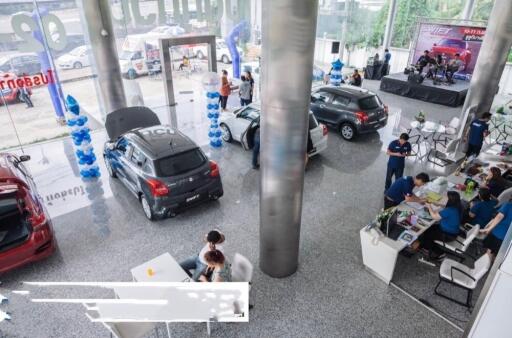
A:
103 107 223 220
310 85 388 140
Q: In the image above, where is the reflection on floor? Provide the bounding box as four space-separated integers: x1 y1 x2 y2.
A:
0 80 474 337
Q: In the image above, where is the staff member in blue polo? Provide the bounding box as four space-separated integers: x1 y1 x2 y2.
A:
384 172 430 209
480 201 512 257
385 133 412 190
464 112 492 157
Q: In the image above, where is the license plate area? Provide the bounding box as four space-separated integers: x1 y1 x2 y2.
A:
186 194 200 203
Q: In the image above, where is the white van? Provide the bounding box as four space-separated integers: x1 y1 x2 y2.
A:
193 38 243 64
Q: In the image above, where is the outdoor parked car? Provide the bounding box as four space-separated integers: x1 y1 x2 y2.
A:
103 107 223 220
220 103 328 157
0 72 32 104
431 38 472 66
149 25 186 36
0 153 56 274
0 53 41 76
57 45 92 69
310 85 388 141
193 38 243 64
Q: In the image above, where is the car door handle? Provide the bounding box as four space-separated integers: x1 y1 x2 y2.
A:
320 104 326 108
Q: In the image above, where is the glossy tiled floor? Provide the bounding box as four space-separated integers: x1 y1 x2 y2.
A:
0 80 467 338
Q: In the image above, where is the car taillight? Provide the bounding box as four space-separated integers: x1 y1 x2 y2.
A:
321 124 328 136
355 111 369 123
30 211 47 231
383 104 389 114
209 160 220 177
147 179 169 197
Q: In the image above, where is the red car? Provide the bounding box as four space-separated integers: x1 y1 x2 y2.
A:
431 38 472 66
0 153 56 274
0 72 32 105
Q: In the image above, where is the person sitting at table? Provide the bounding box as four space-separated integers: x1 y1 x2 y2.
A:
384 172 430 209
385 133 412 190
422 191 463 259
480 201 512 257
468 188 497 227
199 249 232 282
464 112 492 158
349 69 362 87
481 167 511 199
179 229 227 281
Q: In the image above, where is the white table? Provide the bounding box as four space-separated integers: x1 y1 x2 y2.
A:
360 203 436 284
131 253 191 283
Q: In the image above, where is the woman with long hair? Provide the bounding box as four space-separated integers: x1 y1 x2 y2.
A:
482 167 510 199
421 191 463 259
199 249 232 282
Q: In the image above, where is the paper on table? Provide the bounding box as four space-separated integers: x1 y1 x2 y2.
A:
405 201 424 210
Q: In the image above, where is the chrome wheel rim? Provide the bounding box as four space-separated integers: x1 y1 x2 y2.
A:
341 126 353 139
221 125 230 141
141 197 151 219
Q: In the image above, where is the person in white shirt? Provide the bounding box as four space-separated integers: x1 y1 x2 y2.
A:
179 229 226 281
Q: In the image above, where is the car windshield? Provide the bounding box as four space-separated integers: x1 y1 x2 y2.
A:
119 51 134 60
156 149 206 176
358 95 381 110
69 47 84 56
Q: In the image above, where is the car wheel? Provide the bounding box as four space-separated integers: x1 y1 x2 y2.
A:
140 194 154 221
221 55 230 64
220 123 233 142
128 69 137 79
73 62 83 69
340 123 356 141
196 50 204 59
104 157 117 178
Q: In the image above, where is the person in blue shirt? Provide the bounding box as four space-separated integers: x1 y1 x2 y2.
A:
384 172 429 209
468 188 497 227
481 202 512 256
464 112 491 157
423 191 463 259
384 49 391 64
385 133 412 190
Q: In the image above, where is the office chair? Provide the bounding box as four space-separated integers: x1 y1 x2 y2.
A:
434 253 491 308
427 138 465 167
495 187 512 208
434 224 480 261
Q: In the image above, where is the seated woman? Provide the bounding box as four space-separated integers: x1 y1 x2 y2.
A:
482 167 511 199
199 249 232 282
480 201 512 257
421 191 463 259
468 188 497 227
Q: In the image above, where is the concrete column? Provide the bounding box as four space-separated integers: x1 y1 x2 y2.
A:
80 0 126 115
260 0 318 278
459 0 512 134
382 0 398 52
338 0 348 61
461 0 476 21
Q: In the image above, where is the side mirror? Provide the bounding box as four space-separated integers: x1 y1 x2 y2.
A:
19 155 30 162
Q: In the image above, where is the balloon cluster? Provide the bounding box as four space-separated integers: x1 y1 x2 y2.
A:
202 72 223 147
65 95 100 178
330 59 344 86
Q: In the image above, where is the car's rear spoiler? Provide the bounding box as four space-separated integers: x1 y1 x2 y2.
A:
105 106 161 141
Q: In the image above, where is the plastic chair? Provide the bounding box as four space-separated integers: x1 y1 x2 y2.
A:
496 187 512 208
434 224 480 259
427 138 465 167
435 253 491 308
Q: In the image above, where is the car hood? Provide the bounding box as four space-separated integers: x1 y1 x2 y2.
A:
105 106 161 140
57 54 74 63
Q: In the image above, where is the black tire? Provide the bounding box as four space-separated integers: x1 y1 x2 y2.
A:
73 62 82 69
104 157 117 178
340 123 357 141
140 194 155 221
220 123 233 143
221 55 230 64
128 69 137 79
196 50 204 59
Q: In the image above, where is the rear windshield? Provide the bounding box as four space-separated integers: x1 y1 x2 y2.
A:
308 113 319 130
358 96 381 110
156 149 206 176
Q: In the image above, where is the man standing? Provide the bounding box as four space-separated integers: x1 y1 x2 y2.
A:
385 133 411 190
239 75 251 106
384 49 391 65
465 112 492 158
252 126 260 169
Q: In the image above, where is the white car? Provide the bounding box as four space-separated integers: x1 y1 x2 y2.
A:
219 103 328 157
194 39 243 64
57 46 92 69
149 25 185 36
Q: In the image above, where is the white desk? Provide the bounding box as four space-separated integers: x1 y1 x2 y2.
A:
360 203 436 284
131 253 191 283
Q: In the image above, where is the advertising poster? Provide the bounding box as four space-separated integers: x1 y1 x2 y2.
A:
411 23 486 74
